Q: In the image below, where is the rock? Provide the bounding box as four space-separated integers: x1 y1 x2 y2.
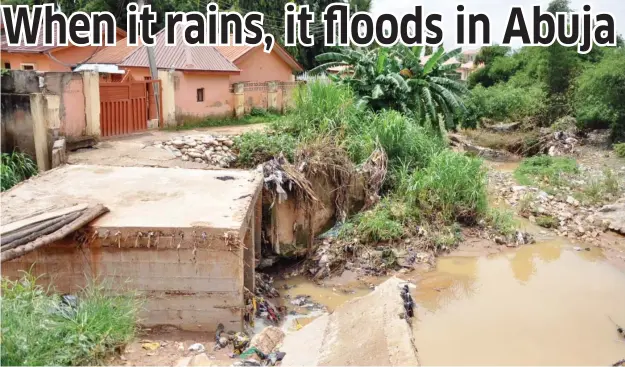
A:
194 158 203 163
188 151 202 159
172 139 184 147
223 139 234 147
566 196 579 206
173 150 182 157
182 155 189 161
529 215 536 223
188 343 206 352
511 185 527 192
576 226 585 236
249 326 285 355
186 140 197 147
188 353 212 366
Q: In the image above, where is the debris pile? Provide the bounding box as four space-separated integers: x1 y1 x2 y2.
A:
490 170 625 243
155 135 237 168
537 129 579 157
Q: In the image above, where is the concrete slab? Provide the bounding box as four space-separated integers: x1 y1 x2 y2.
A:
67 124 267 169
1 164 262 231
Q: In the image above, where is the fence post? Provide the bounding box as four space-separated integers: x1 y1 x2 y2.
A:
82 71 101 137
233 83 245 118
30 93 50 171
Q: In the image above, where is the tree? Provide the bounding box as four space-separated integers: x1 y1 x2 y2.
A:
311 46 468 132
574 48 625 141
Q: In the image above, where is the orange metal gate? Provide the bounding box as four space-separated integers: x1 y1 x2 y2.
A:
99 79 162 137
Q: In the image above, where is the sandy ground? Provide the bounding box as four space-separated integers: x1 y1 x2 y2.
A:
109 327 233 367
68 124 266 169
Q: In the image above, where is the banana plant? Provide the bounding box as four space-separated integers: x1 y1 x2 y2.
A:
312 45 469 132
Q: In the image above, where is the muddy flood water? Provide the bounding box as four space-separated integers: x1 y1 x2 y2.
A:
275 231 625 365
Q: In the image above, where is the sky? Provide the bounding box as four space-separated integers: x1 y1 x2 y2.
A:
370 0 625 50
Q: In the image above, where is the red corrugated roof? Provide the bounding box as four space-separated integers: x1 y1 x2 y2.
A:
215 42 303 72
89 37 137 64
120 28 239 73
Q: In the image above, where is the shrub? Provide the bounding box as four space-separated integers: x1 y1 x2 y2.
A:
574 48 625 140
339 198 409 242
234 131 298 167
407 150 488 224
536 215 558 228
513 155 579 189
277 81 361 137
487 208 517 236
615 143 625 158
468 83 547 122
1 152 37 191
344 110 444 169
1 272 141 366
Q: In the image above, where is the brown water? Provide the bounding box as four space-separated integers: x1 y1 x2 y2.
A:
276 236 625 364
413 243 625 365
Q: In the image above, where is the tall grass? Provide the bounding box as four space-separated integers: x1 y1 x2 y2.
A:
407 150 489 224
1 272 142 366
275 81 362 137
1 152 37 191
513 155 579 190
345 110 445 167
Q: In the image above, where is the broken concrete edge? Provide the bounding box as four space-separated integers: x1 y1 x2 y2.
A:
281 277 420 366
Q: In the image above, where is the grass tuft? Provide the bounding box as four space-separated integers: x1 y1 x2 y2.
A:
1 152 38 191
513 155 579 190
1 271 142 366
234 131 298 167
407 150 489 224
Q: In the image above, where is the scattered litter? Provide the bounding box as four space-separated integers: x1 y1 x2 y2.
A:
232 332 251 355
141 342 160 351
573 246 591 251
188 343 205 353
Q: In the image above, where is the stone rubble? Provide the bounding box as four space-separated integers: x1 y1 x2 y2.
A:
489 168 625 245
154 135 237 168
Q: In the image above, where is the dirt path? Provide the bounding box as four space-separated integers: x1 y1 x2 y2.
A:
68 123 266 169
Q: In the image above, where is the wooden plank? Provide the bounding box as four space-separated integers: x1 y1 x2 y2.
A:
1 204 89 235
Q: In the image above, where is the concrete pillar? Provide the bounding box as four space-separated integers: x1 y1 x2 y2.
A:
82 71 100 137
233 83 245 118
30 93 50 171
267 81 278 112
158 70 176 127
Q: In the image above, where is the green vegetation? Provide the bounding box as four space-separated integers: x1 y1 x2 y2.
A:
615 143 625 158
575 169 621 205
573 48 625 140
513 156 579 190
235 80 496 252
1 272 141 366
168 111 284 131
408 150 488 224
468 83 546 122
234 131 298 167
463 0 624 140
1 152 37 191
312 45 469 132
536 215 558 229
486 208 517 236
339 198 408 243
